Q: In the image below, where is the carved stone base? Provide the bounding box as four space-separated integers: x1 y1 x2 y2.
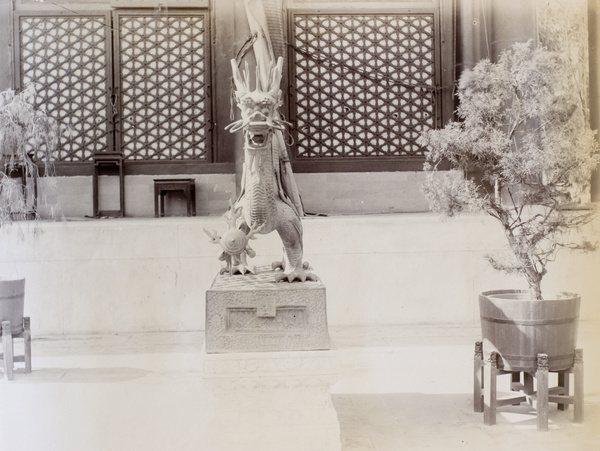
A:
205 266 330 353
202 347 341 451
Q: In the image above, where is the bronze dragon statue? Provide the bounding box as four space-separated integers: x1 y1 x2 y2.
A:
220 57 315 283
204 0 315 282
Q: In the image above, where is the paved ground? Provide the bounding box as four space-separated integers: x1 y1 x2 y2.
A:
333 393 599 450
1 324 598 450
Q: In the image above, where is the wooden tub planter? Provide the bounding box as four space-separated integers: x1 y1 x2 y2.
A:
474 290 583 430
0 278 26 333
479 290 580 372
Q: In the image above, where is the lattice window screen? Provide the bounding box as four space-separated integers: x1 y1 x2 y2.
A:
19 15 110 161
291 14 437 159
117 13 209 161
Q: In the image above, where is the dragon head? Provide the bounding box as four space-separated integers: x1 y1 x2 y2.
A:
226 57 287 175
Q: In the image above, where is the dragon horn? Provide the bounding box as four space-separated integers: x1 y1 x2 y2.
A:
243 61 251 92
255 64 261 91
269 57 283 92
230 59 247 94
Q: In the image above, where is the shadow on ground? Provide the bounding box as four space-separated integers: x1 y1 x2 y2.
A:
5 367 151 383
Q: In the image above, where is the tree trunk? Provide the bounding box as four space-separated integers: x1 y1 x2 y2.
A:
527 278 543 301
503 226 544 300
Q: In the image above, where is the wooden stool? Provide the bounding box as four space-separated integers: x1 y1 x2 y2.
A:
93 152 125 218
154 178 196 217
1 318 32 381
474 342 583 431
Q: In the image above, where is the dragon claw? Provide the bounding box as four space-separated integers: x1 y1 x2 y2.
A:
271 260 285 271
231 264 256 275
275 269 317 283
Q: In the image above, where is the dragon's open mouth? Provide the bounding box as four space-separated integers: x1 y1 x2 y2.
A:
249 131 267 146
245 121 271 150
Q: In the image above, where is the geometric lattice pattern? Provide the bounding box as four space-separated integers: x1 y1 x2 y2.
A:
117 13 209 161
19 15 110 161
291 14 437 158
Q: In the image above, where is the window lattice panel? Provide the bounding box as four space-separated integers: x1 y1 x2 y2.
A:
118 14 209 161
292 14 436 159
19 15 110 161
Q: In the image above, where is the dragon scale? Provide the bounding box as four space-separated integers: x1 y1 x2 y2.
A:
242 142 280 232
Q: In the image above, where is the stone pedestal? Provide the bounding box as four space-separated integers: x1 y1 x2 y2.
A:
202 347 341 451
203 267 339 450
205 267 330 353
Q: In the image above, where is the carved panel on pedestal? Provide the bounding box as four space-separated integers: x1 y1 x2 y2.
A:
205 267 330 353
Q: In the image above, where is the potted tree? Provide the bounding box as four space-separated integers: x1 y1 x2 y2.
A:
418 41 599 373
1 84 60 221
1 85 60 345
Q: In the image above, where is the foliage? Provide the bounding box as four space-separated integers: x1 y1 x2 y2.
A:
418 42 600 300
0 85 60 222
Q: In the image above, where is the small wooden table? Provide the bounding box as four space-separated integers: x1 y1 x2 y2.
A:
154 178 196 217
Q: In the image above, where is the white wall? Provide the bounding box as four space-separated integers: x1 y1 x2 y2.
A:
35 171 430 220
36 174 237 219
296 172 430 214
1 213 598 335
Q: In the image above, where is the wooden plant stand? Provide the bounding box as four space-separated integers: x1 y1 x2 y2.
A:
1 318 32 381
473 342 583 431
